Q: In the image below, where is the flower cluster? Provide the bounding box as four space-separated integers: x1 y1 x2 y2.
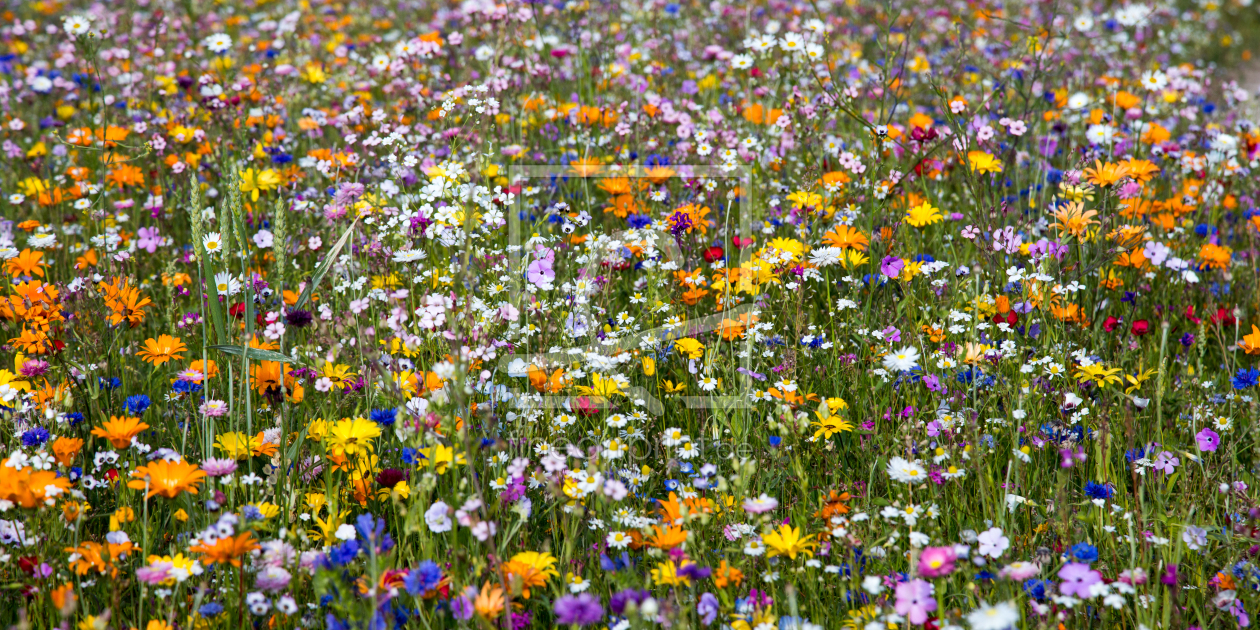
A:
0 0 1259 629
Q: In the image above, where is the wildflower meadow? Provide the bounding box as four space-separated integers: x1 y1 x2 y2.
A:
4 0 1260 628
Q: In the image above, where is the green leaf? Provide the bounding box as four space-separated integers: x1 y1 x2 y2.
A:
295 217 358 310
209 344 298 364
202 258 228 345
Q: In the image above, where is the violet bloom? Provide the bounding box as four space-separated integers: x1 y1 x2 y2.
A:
880 256 904 279
1196 428 1220 453
697 593 719 626
449 593 476 621
19 359 48 377
554 593 603 626
918 546 956 577
923 374 943 393
1059 446 1086 468
1152 451 1179 474
894 578 937 625
881 326 902 343
1057 562 1102 598
1161 564 1179 586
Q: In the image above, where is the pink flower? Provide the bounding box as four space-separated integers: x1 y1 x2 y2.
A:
201 457 238 477
136 561 173 585
999 562 1040 581
742 494 779 514
136 226 162 253
1152 451 1180 474
256 566 292 592
894 578 937 625
1057 562 1102 598
977 527 1009 559
917 546 956 577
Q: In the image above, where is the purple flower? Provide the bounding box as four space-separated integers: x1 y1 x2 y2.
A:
880 255 904 279
923 374 942 393
1196 428 1220 453
554 593 604 626
1161 563 1179 586
1059 446 1086 468
881 326 902 343
894 578 937 625
1057 562 1102 598
697 593 719 626
450 593 476 620
609 589 648 615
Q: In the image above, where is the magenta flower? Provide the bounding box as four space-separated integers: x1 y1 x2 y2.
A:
1057 562 1102 598
880 256 904 279
1196 428 1220 453
894 578 937 625
917 546 956 577
1059 446 1086 468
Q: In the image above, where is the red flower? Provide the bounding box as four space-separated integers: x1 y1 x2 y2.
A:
1130 320 1150 336
229 302 247 319
1184 305 1201 324
17 556 38 576
1210 307 1236 327
992 312 1017 326
704 246 725 263
1103 316 1122 332
572 396 601 417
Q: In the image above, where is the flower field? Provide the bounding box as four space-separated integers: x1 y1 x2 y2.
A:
4 0 1260 628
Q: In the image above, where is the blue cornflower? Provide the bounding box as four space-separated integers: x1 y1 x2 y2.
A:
66 412 84 427
173 380 203 394
404 561 443 596
627 214 652 229
1023 578 1050 600
329 540 361 566
21 427 50 447
1069 542 1099 563
1083 481 1114 500
199 603 225 617
370 408 398 427
401 447 419 465
1232 368 1260 390
124 394 151 415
